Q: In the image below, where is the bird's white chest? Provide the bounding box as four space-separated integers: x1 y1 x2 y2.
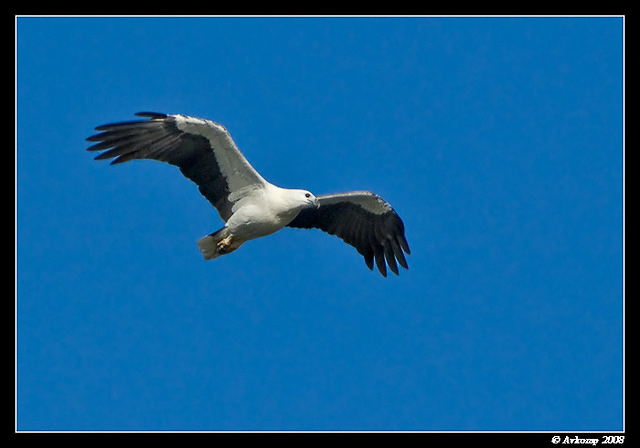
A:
227 196 301 240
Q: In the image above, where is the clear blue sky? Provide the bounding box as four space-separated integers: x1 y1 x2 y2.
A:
16 16 623 432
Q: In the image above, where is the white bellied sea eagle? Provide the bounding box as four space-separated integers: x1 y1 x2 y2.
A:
87 112 410 277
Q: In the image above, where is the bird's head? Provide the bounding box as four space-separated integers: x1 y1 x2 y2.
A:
272 186 320 213
301 190 320 209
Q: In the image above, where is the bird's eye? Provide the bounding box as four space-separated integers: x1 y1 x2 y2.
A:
305 193 311 198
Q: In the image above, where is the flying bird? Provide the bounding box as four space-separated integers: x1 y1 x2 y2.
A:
87 112 410 276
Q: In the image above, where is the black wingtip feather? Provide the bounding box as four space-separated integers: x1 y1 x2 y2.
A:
374 248 387 277
383 241 399 276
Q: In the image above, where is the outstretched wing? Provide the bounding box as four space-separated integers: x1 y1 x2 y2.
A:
87 112 267 221
288 191 410 277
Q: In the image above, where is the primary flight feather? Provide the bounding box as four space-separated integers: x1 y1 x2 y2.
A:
87 112 410 277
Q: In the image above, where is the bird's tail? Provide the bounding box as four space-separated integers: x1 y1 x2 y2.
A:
196 227 244 260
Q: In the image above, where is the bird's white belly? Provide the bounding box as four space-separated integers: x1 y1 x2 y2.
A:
227 204 298 241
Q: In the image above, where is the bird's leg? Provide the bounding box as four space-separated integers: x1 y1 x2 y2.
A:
216 235 234 254
216 235 244 255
